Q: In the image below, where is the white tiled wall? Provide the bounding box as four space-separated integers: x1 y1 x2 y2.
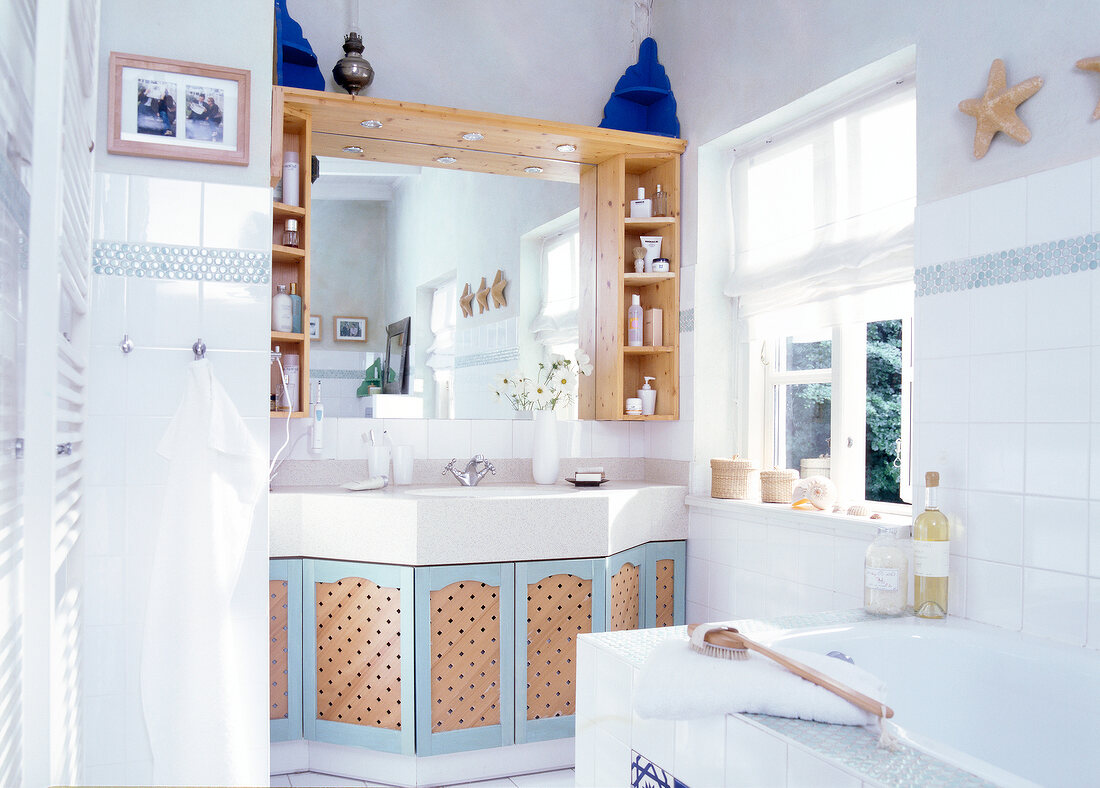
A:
912 155 1100 647
83 174 271 783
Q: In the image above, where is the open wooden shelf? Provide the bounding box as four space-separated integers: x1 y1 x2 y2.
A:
619 414 677 421
623 273 676 286
271 330 307 343
623 345 674 354
272 244 305 264
270 410 309 419
623 217 677 232
273 201 306 219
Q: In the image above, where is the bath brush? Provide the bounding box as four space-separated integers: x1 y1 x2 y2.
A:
687 624 894 719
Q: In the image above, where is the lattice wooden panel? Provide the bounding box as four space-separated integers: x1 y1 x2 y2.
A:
609 562 640 632
526 573 592 721
315 577 402 729
655 559 676 628
270 580 289 720
430 581 501 732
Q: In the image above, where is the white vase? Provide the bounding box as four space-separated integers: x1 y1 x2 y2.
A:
531 409 560 485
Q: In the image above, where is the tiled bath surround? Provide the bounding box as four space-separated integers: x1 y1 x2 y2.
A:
82 174 272 783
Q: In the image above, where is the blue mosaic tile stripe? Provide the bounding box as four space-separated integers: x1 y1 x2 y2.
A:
455 347 520 369
915 232 1100 297
92 240 270 283
679 307 694 333
310 368 367 380
632 751 675 788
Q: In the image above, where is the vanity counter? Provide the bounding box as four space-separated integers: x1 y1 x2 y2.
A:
269 481 687 565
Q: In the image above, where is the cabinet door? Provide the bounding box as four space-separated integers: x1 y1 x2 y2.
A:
414 563 515 755
302 559 415 754
514 559 605 743
270 559 303 741
605 546 647 632
644 541 686 628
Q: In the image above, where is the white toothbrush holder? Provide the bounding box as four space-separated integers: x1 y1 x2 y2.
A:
367 446 391 480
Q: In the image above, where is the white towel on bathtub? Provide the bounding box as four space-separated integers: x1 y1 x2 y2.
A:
634 632 886 726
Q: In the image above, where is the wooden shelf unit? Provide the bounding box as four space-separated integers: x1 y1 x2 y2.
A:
270 106 312 418
594 152 681 420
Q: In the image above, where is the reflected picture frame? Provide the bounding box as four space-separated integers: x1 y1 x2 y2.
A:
308 314 322 340
107 52 250 166
383 317 412 394
334 315 367 342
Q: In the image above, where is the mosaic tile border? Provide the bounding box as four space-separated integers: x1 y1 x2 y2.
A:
588 608 995 788
0 157 30 230
92 240 270 283
310 368 368 380
915 232 1100 297
679 307 694 333
455 347 520 369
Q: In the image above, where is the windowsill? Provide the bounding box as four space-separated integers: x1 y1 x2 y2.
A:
685 494 912 537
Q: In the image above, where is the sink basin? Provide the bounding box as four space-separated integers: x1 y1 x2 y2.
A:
408 484 573 497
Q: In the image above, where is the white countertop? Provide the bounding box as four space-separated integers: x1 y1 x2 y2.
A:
269 481 688 565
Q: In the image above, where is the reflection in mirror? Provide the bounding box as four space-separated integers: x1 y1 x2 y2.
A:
308 156 581 419
383 317 411 394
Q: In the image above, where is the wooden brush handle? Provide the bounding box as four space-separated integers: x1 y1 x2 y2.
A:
688 625 894 719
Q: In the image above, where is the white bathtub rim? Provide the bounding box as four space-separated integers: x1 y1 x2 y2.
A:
885 721 1039 788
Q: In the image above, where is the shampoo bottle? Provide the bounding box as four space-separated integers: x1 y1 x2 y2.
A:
914 471 949 618
637 376 656 415
282 151 300 207
627 294 643 346
630 186 652 218
272 284 292 332
289 283 303 334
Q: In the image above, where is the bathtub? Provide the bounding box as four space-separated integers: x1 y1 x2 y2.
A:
576 610 1098 787
759 615 1097 787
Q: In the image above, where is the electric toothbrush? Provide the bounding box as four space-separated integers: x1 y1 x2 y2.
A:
311 380 324 451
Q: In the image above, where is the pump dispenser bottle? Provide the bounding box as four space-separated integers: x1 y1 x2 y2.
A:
627 294 643 346
638 376 656 415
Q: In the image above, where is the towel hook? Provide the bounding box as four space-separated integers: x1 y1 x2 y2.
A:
192 338 207 360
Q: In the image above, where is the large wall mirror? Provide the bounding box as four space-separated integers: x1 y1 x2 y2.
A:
307 143 586 419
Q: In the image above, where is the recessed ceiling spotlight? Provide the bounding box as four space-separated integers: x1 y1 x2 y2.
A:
360 120 383 129
342 145 364 153
435 156 458 164
461 132 484 141
555 144 577 153
523 166 544 174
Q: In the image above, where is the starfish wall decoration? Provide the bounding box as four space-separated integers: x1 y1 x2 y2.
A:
475 276 491 314
490 269 508 308
1076 56 1100 120
958 59 1043 159
459 282 474 318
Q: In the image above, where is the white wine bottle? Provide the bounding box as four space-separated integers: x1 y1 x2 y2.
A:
913 471 949 618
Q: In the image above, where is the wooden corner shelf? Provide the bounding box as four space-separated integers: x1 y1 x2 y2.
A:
271 331 307 342
623 345 674 354
272 244 306 264
623 217 677 232
623 273 676 286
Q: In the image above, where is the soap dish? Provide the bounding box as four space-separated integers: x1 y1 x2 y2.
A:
565 477 609 487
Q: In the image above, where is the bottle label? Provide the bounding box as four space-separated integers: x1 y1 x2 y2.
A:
865 567 900 591
913 540 950 578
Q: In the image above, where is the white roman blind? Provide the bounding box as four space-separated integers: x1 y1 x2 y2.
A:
529 226 580 349
724 79 916 337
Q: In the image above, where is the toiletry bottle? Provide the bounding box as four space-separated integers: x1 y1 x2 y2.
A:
914 471 949 618
272 284 293 332
627 293 643 346
283 353 300 412
283 218 300 248
630 186 652 218
289 283 303 334
653 184 668 216
638 375 657 415
864 527 908 615
282 151 300 207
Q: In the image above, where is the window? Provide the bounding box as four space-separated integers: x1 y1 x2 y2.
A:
530 223 580 361
729 74 915 508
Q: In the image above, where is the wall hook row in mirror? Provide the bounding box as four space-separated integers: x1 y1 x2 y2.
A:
491 269 508 308
475 276 491 314
459 282 475 318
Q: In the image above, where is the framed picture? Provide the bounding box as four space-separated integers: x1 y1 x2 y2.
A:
308 315 322 340
334 316 367 342
107 52 250 166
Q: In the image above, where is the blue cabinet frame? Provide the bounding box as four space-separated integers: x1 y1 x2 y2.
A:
270 559 303 742
644 541 686 627
514 558 606 744
302 559 416 755
413 562 516 755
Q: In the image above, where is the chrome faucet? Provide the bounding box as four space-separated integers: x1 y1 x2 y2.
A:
443 454 497 486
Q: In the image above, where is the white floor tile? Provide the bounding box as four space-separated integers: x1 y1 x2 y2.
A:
509 768 575 787
269 775 293 787
286 771 369 787
451 778 514 788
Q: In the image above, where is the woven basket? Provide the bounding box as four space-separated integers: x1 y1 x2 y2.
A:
710 456 756 499
760 468 799 503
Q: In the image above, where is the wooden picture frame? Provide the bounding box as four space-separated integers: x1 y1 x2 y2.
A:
108 52 250 166
334 316 367 342
309 315 322 340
